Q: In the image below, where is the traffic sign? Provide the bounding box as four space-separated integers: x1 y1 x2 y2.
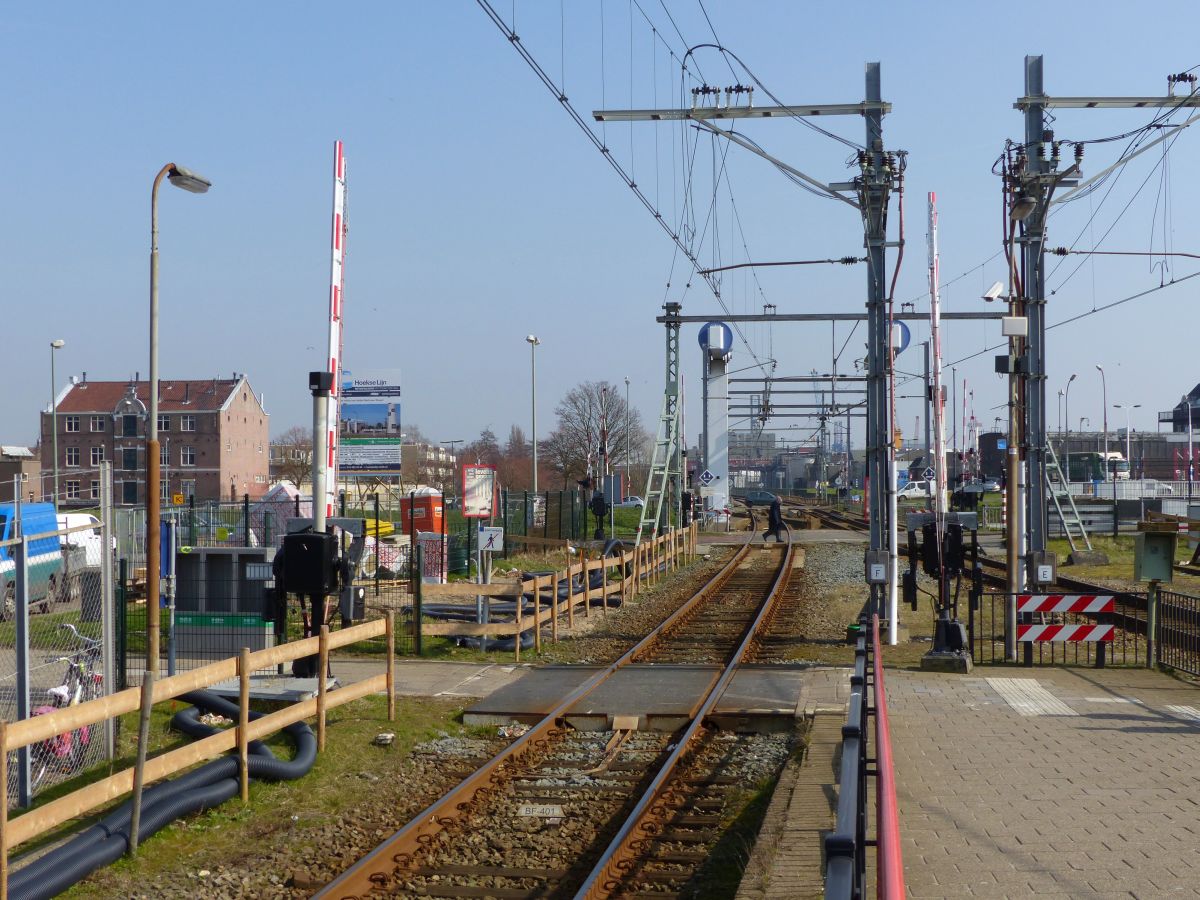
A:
922 467 935 480
698 469 716 486
478 526 504 553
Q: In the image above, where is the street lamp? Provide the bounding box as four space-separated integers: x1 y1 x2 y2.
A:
49 340 65 507
1095 365 1108 481
624 376 631 498
1064 373 1077 482
525 336 540 493
148 162 211 677
1113 403 1140 477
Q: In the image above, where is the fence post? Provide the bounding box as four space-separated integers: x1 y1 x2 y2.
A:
117 558 129 690
317 627 329 750
408 492 416 582
238 647 251 802
1 720 8 900
532 577 542 654
385 612 396 721
100 460 117 760
1146 581 1160 669
551 571 560 644
128 672 155 855
601 554 609 616
414 546 424 657
514 580 523 663
374 494 381 598
544 491 549 539
189 493 197 546
14 538 30 808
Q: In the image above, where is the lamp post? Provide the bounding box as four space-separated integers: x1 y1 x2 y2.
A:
1064 373 1077 482
624 376 631 499
525 336 540 493
1113 404 1140 476
49 339 65 507
1057 389 1064 435
147 162 210 676
1095 365 1108 481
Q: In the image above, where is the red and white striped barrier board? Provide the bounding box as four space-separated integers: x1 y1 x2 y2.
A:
1016 594 1114 614
1018 623 1114 642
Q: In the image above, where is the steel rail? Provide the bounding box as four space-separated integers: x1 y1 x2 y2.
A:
574 534 796 898
317 531 758 898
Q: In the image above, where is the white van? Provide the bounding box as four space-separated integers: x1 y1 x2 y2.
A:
57 513 110 568
896 480 930 499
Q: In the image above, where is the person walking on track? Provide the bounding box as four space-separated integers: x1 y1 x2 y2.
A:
763 495 784 542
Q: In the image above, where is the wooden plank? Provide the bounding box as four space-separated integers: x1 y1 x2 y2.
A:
245 697 320 742
4 729 236 851
247 636 320 673
324 617 387 651
421 581 525 599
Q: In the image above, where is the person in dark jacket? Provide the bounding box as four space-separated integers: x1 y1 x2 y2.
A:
763 496 784 542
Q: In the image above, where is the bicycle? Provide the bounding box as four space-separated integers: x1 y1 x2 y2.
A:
23 623 104 792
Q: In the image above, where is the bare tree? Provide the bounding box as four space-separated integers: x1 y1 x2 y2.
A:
273 425 313 486
544 381 646 489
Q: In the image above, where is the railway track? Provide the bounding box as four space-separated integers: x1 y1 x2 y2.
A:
319 532 803 899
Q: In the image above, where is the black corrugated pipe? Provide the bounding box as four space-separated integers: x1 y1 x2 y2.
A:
9 691 317 900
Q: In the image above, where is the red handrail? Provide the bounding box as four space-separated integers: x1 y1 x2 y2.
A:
872 614 905 899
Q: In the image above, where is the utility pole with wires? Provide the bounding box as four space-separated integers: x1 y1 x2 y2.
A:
1006 56 1200 579
598 66 903 586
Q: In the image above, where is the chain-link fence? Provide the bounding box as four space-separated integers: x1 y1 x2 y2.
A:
3 483 117 810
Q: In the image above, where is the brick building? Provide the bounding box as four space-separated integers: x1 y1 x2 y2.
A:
41 375 269 506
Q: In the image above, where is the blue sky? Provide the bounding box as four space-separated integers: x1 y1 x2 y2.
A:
5 2 1198 454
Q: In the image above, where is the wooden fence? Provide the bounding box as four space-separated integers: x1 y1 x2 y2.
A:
0 616 395 898
416 524 699 661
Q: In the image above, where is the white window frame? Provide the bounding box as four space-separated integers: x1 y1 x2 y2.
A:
158 413 171 432
89 415 106 433
180 446 196 467
181 415 196 432
65 479 81 499
66 447 80 467
90 446 104 466
65 415 80 433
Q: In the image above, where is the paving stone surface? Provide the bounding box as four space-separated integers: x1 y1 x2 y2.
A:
886 666 1200 898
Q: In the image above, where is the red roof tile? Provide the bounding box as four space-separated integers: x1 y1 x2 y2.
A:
56 379 245 414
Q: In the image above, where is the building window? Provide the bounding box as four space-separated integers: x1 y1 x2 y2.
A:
90 446 104 466
122 414 139 437
66 447 80 467
121 448 138 471
181 415 196 432
181 479 196 499
158 414 171 431
90 415 106 433
255 474 265 483
65 480 81 499
122 481 138 505
161 479 170 501
90 481 100 500
181 446 196 467
65 415 80 433
160 444 169 466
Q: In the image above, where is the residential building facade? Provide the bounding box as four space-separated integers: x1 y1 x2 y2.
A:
41 375 269 506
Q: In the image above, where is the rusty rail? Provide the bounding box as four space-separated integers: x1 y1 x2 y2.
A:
573 534 796 897
317 531 761 897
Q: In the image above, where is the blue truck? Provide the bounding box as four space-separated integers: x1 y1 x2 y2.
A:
1 503 83 620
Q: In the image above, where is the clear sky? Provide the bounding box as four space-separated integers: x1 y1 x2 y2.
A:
5 1 1198 455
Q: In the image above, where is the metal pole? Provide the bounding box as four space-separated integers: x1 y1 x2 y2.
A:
922 341 931 467
147 164 170 676
312 377 330 534
527 336 540 493
1188 398 1193 500
625 376 631 499
1065 374 1076 484
863 62 889 610
1022 55 1050 560
50 340 63 507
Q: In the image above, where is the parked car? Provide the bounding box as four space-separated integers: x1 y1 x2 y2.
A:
1 503 74 619
617 496 645 508
57 512 114 568
896 481 930 499
742 490 778 507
